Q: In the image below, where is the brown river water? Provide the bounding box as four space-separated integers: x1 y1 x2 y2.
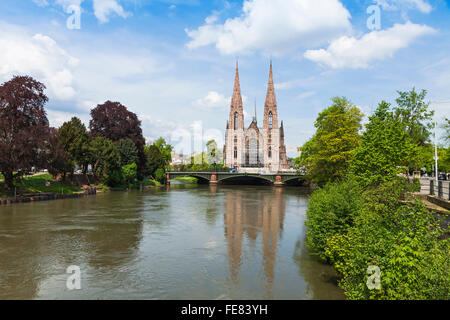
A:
0 183 345 300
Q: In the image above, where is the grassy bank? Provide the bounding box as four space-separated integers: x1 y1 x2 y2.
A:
0 174 83 198
173 176 198 183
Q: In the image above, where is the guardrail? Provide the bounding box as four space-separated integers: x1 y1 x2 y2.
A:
430 180 450 200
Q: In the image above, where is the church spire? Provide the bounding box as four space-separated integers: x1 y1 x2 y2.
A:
231 61 243 109
264 60 277 108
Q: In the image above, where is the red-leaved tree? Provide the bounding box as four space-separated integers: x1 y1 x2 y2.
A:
0 76 49 190
89 101 146 175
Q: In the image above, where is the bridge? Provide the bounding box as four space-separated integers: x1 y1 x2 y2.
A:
166 171 304 186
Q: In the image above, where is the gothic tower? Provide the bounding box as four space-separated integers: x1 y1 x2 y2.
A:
224 62 245 168
263 62 280 171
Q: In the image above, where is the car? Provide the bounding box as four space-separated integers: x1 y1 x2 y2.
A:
438 173 447 181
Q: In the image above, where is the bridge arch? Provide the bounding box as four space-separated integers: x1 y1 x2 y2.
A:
218 174 274 185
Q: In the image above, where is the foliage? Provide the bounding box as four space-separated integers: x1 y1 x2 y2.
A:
45 127 72 178
142 179 161 187
206 139 222 165
89 100 146 174
102 141 123 187
305 176 364 261
299 97 363 184
394 88 434 146
350 101 418 187
154 168 166 183
121 163 137 185
442 118 450 144
173 176 198 183
324 178 449 300
0 174 82 196
145 144 164 177
58 117 90 172
152 137 173 169
116 139 139 166
0 76 49 190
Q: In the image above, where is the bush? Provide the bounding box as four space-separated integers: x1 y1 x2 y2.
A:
155 168 165 183
325 179 449 300
122 163 137 185
305 176 364 261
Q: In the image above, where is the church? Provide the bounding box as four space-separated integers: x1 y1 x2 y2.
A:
223 62 290 172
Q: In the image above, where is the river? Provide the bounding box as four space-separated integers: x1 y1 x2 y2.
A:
0 183 344 300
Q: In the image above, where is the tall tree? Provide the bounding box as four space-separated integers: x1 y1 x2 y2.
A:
116 138 139 166
89 101 146 175
350 101 417 186
145 144 164 177
45 128 72 179
58 117 90 173
152 137 173 169
299 97 363 183
0 76 49 190
394 88 434 145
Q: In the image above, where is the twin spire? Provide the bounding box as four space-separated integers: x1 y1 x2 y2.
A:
231 61 243 110
230 61 277 117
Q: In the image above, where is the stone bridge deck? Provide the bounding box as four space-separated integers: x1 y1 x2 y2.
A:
166 171 304 186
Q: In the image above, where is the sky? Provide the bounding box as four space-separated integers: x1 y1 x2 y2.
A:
0 0 449 156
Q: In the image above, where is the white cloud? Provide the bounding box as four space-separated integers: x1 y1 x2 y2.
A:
0 23 79 100
192 91 230 109
51 0 130 23
375 0 432 14
304 21 436 69
93 0 131 23
186 0 352 55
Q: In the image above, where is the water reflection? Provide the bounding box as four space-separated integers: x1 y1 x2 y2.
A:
0 186 344 300
223 187 285 293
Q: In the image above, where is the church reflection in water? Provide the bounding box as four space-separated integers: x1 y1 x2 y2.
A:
222 187 286 287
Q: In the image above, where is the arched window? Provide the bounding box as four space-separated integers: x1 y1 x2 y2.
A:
234 147 238 159
268 146 272 158
268 112 273 129
234 112 239 130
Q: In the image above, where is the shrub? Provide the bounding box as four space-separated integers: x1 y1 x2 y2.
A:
305 176 364 261
325 179 449 300
155 168 165 183
122 163 137 185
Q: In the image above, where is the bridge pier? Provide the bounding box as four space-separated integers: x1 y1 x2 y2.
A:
274 175 285 187
209 173 218 185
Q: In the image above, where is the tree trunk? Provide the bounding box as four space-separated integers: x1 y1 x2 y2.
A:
3 171 14 191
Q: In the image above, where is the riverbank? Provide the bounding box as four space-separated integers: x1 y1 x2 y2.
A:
0 187 97 206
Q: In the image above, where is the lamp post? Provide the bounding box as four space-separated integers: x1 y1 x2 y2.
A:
434 120 438 184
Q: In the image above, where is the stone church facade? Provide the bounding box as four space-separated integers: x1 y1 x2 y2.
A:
223 63 290 172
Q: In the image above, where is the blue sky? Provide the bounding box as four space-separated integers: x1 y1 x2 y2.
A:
0 0 449 156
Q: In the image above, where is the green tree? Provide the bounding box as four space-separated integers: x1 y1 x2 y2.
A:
299 97 363 183
153 137 173 168
394 88 434 146
145 144 164 177
350 101 417 187
58 117 90 173
89 137 111 178
154 168 166 183
122 163 137 185
325 178 449 300
103 142 123 187
116 138 139 166
206 139 222 167
305 177 364 261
